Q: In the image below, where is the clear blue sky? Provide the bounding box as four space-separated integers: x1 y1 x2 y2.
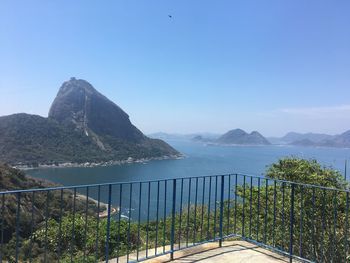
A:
1 1 349 136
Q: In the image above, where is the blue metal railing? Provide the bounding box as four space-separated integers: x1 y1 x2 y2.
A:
0 173 349 262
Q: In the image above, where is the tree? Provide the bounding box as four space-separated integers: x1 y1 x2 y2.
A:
266 157 347 189
232 157 349 262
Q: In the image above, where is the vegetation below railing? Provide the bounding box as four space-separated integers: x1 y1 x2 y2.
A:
0 158 349 262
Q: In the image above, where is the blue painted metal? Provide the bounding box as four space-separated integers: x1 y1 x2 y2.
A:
127 183 133 262
170 179 177 260
213 176 218 239
257 177 261 241
2 172 350 263
282 182 285 250
1 173 349 195
345 192 349 263
15 192 20 263
70 188 76 263
264 179 268 244
155 181 160 255
162 180 167 253
299 186 304 258
0 194 4 263
345 160 348 181
193 177 198 244
95 185 101 262
179 178 184 248
186 178 191 246
146 181 151 258
117 184 123 263
272 180 277 247
249 176 253 239
227 175 231 236
219 175 225 247
29 191 35 263
242 175 246 237
186 178 192 247
311 188 316 260
289 184 295 263
83 186 89 262
105 184 112 263
58 189 64 262
207 176 212 240
320 189 326 263
200 177 205 242
234 174 238 234
44 191 49 263
331 191 338 262
136 182 142 261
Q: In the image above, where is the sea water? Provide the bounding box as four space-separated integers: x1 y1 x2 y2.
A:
27 140 350 220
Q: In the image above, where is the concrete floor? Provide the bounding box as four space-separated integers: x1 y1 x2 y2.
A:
109 241 290 263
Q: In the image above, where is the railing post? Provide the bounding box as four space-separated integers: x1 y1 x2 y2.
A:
170 179 177 260
15 192 21 263
219 175 225 247
105 184 112 263
289 184 295 263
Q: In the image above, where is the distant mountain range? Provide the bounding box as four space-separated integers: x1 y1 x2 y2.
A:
268 131 350 148
151 129 350 148
268 132 334 144
0 78 179 166
151 129 270 146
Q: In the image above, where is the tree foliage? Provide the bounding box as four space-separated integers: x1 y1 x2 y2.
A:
266 157 347 188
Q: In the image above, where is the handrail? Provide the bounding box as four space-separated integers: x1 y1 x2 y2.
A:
1 171 348 195
0 173 348 262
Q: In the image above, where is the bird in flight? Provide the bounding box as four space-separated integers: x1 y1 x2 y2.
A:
168 15 172 18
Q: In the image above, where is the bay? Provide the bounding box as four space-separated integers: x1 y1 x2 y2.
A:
27 140 350 184
26 140 350 220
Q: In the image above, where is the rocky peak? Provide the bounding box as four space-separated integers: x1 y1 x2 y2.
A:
55 77 98 97
48 78 145 143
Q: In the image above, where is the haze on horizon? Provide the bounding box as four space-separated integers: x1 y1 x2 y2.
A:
0 1 349 137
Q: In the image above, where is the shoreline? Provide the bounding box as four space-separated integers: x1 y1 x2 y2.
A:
14 154 184 170
76 194 118 218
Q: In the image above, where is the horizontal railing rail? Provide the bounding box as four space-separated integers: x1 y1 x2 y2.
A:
1 172 349 195
0 173 349 262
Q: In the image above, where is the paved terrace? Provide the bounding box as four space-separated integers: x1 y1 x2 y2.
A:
109 241 291 263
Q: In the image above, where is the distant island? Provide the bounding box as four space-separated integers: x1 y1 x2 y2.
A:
268 131 350 148
0 78 180 167
151 129 350 148
187 129 270 146
215 129 271 145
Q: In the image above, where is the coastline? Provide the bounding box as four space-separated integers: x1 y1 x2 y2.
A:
14 154 184 170
76 194 118 218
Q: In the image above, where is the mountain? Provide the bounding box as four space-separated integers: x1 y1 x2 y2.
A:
0 113 105 165
282 130 350 148
216 129 271 145
268 132 334 145
318 130 350 148
281 132 334 143
0 78 179 166
49 78 145 143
